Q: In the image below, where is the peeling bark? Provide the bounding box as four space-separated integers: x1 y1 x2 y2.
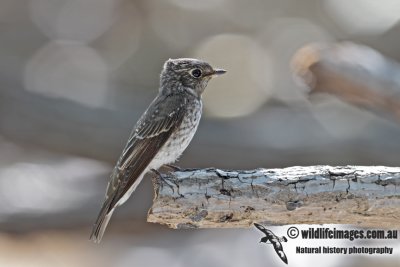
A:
147 166 400 229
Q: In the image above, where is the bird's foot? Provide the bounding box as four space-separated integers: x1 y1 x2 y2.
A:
151 169 178 194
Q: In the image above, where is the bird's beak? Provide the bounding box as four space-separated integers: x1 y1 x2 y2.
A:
211 68 227 76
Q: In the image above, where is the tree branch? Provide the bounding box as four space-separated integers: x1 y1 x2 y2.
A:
147 166 400 229
291 42 400 123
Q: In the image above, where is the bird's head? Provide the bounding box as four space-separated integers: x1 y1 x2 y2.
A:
260 237 269 243
160 58 226 96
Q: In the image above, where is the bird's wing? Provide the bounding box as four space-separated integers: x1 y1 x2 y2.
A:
91 93 187 241
106 92 187 210
273 244 288 264
254 223 270 235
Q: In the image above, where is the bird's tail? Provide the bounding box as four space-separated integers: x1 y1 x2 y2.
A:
90 202 115 243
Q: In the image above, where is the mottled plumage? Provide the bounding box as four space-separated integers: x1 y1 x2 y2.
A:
90 58 226 242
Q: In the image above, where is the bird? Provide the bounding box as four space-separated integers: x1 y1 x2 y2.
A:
254 223 288 264
90 58 226 242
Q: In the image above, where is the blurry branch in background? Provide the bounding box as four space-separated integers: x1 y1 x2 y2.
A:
291 42 400 123
0 84 131 163
148 166 400 229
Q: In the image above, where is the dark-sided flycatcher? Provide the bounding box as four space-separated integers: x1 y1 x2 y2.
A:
90 58 226 242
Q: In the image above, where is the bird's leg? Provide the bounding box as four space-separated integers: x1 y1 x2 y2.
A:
150 168 176 194
162 164 182 172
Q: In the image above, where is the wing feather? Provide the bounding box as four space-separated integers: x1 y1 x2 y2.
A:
106 93 187 210
91 93 188 241
254 223 269 234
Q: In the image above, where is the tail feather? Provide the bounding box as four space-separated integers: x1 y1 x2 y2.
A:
90 202 114 243
90 172 145 242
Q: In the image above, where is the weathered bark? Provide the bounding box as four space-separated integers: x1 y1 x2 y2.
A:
148 166 400 229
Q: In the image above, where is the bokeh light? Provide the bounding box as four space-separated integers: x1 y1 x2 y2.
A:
323 0 400 34
29 0 118 43
168 0 226 11
93 0 142 70
260 17 333 102
194 34 273 118
24 41 108 108
146 0 230 51
0 156 108 218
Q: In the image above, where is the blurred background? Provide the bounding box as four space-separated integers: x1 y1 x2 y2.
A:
0 0 399 266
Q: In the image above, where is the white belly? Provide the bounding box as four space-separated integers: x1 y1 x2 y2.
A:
117 99 202 206
150 100 202 169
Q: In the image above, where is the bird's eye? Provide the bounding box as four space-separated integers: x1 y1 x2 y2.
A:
190 68 202 78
